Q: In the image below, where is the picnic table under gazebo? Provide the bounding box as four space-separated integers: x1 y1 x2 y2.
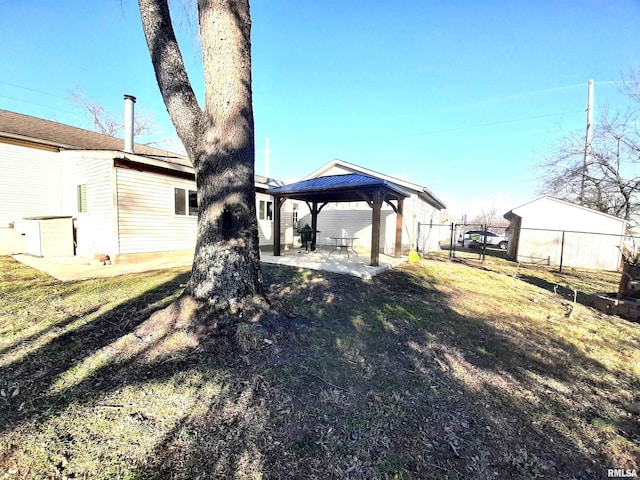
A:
267 173 410 267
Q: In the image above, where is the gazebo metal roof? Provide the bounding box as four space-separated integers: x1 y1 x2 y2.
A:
266 173 410 203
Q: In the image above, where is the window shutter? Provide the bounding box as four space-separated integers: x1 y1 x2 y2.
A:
77 184 88 213
174 188 186 215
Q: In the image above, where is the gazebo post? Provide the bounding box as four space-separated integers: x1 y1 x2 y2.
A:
395 198 404 258
273 195 283 256
310 202 319 251
370 191 382 266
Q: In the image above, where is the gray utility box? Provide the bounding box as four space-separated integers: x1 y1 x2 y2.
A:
19 216 74 257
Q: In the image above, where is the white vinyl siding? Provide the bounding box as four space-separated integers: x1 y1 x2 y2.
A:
298 207 390 252
285 201 302 248
256 192 275 245
0 142 62 226
60 156 115 257
511 197 627 271
263 198 304 250
117 168 197 254
402 193 443 253
317 165 353 176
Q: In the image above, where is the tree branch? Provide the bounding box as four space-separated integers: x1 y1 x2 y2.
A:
138 0 202 158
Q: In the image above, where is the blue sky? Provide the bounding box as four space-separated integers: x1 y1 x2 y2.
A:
1 1 639 219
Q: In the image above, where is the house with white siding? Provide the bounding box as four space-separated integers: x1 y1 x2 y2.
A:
296 159 447 254
0 108 284 263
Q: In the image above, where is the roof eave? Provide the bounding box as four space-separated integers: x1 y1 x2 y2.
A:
117 152 195 175
0 131 80 150
418 190 447 210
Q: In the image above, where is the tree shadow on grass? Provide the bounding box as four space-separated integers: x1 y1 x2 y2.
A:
0 306 100 357
0 270 191 433
133 263 637 479
261 264 637 478
517 273 597 308
1 261 638 479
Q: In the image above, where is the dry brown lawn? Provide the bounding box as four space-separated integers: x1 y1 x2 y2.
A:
0 254 638 479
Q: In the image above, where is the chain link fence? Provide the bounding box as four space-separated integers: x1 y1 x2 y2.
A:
417 222 628 272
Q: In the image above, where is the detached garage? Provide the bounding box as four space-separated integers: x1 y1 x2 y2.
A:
504 196 628 271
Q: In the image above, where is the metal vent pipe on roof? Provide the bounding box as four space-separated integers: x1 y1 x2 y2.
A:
124 94 136 153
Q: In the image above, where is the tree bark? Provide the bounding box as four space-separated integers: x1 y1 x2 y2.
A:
139 0 265 315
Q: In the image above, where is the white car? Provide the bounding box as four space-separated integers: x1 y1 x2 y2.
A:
459 230 508 250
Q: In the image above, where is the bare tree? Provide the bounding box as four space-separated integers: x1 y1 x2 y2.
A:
622 67 640 104
537 74 640 223
70 89 157 138
138 0 266 318
469 202 509 228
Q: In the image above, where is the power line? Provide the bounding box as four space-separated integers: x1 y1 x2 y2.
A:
0 81 70 101
0 94 81 118
594 80 624 86
0 81 87 119
415 109 585 137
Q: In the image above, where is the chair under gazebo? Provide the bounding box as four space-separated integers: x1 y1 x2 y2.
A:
266 173 410 267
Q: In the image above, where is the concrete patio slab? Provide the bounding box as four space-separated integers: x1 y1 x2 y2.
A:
11 247 406 282
11 253 193 282
260 247 406 279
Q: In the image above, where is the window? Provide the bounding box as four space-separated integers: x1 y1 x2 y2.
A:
174 187 197 216
258 199 273 221
188 190 198 215
77 184 87 213
292 202 299 229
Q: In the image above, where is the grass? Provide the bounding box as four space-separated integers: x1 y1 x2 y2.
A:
1 254 639 479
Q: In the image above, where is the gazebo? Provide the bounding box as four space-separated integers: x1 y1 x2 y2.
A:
266 173 410 266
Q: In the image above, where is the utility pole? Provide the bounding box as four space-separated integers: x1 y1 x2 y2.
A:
580 79 594 203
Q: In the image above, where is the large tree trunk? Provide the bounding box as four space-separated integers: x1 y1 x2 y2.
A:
188 112 264 312
138 0 265 316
